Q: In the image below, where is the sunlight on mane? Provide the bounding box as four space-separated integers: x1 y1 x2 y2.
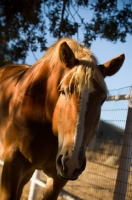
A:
34 38 107 93
60 62 107 95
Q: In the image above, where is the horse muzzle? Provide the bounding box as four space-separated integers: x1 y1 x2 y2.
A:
56 153 86 180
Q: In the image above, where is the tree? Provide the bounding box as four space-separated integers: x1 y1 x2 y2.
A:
0 0 132 66
0 0 47 66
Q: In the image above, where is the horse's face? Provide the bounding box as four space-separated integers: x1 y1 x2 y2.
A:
52 41 125 180
53 77 106 180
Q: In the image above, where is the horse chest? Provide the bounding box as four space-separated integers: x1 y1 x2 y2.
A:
17 121 58 165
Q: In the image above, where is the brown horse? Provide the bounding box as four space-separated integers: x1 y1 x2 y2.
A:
0 38 124 200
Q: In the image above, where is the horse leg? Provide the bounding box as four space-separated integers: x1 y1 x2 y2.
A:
0 150 33 200
42 174 67 200
16 168 35 199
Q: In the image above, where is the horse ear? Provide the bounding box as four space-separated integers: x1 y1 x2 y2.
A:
99 54 125 78
59 42 78 68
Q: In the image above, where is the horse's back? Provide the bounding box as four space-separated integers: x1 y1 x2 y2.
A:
0 64 30 111
0 64 30 83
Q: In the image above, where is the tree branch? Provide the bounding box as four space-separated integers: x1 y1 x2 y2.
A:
58 0 68 39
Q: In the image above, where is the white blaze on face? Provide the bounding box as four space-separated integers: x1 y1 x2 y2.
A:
66 86 91 176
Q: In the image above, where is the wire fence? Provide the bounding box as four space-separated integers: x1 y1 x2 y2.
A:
0 86 132 200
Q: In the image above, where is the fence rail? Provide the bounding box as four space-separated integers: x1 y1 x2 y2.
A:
106 93 131 101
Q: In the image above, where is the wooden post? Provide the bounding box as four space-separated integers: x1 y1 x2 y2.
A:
113 88 132 200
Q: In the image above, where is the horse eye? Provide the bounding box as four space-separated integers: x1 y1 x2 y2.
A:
101 97 106 106
60 89 66 96
101 100 105 106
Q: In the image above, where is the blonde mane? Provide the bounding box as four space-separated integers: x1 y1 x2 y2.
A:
33 38 107 93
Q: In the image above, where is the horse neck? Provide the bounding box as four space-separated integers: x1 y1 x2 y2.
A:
17 61 63 122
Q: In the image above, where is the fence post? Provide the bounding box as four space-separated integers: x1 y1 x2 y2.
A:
28 170 40 200
113 88 132 200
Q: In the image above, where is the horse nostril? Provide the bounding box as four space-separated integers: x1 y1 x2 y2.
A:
57 154 63 168
56 154 68 172
56 153 86 180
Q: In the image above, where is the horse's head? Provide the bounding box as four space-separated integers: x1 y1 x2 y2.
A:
52 39 125 180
